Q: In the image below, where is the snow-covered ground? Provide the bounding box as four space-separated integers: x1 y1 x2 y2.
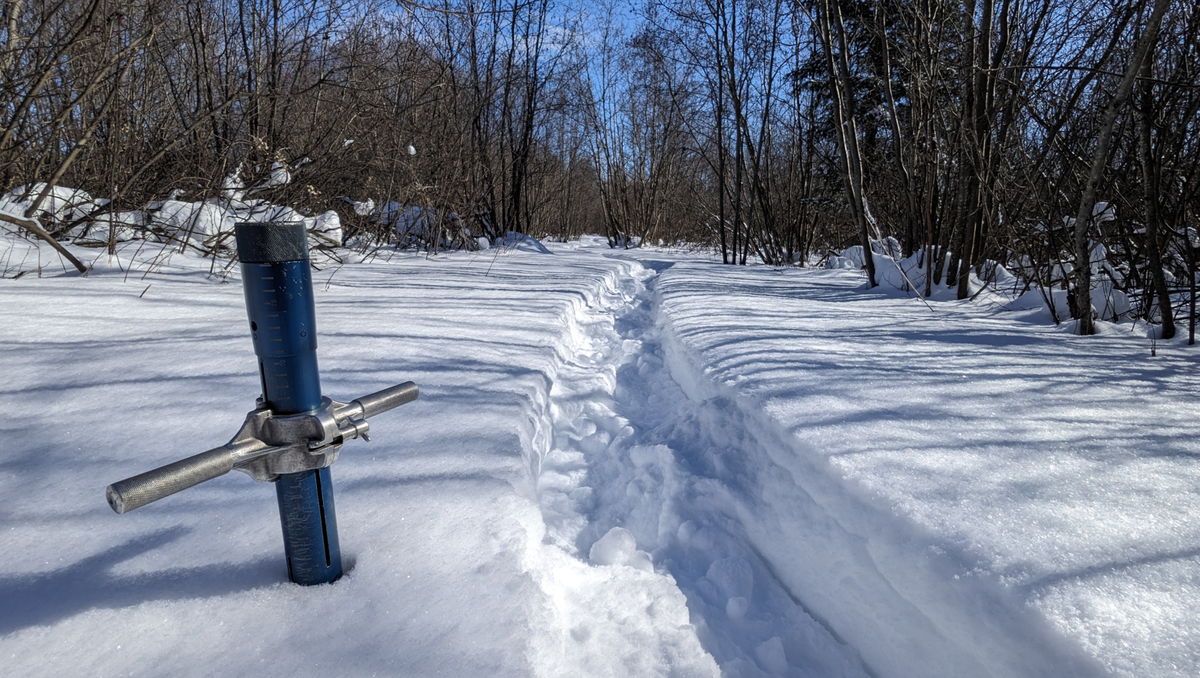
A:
1 236 1197 677
646 259 1200 678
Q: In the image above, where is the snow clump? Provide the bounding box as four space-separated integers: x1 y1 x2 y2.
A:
589 527 654 571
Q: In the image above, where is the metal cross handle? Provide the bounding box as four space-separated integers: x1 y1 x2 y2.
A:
105 381 418 514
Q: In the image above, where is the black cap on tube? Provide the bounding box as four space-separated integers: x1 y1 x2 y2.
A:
235 222 310 263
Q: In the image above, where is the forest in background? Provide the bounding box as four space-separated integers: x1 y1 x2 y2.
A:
1 0 1198 335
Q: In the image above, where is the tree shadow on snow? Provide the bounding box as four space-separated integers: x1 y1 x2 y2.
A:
1027 544 1200 592
0 526 280 635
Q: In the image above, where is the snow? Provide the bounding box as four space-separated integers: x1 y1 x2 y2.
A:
589 527 654 571
344 197 376 216
1 234 1198 677
153 199 236 240
828 242 1134 326
1 183 343 252
496 231 552 253
647 258 1200 678
3 183 103 223
364 202 473 248
0 236 715 677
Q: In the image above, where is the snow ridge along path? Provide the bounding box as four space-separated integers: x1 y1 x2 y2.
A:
643 260 1103 678
639 256 1199 678
536 246 1196 678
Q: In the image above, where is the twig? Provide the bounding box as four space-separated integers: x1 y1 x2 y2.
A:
0 210 86 273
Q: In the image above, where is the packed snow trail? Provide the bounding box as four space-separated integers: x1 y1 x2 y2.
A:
532 251 872 677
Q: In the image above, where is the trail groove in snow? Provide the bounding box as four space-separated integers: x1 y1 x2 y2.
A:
647 271 1107 678
515 255 720 678
532 257 872 678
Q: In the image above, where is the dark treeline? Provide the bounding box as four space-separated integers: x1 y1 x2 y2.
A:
0 0 605 251
1 0 1198 334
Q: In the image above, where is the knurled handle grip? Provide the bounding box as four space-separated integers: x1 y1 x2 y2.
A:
106 446 238 514
353 381 419 419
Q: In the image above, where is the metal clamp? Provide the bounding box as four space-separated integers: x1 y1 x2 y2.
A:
106 381 418 514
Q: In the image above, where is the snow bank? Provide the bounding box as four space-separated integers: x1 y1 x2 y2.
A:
830 239 1136 329
367 202 476 250
141 200 342 250
0 185 342 253
496 231 552 254
648 258 1200 678
3 184 105 223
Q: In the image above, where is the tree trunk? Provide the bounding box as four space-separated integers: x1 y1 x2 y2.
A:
817 0 876 287
1071 0 1172 335
1137 52 1174 338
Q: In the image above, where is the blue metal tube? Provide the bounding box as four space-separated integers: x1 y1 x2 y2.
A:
236 223 343 585
275 467 340 583
242 260 323 414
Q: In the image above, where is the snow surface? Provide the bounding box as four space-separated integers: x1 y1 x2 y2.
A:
0 184 343 253
1 235 1198 678
646 258 1200 678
